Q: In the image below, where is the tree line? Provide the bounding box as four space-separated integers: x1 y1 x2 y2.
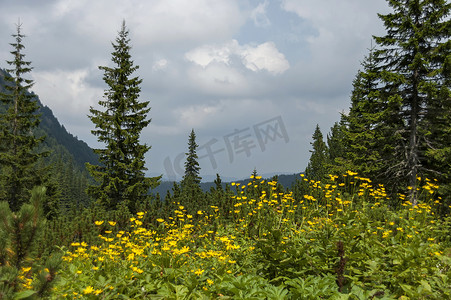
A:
0 1 449 215
304 0 450 207
0 1 449 296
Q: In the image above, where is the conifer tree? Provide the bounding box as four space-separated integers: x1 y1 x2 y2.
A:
0 24 47 212
0 186 61 298
86 21 160 212
180 129 203 207
305 124 328 181
340 49 389 181
181 129 202 188
372 0 451 203
326 119 347 175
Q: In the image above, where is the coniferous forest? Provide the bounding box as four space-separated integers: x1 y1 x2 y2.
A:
0 1 450 299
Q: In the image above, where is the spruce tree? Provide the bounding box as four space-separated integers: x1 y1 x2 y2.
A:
181 129 202 187
340 49 389 181
326 119 347 175
86 21 160 212
372 0 451 203
180 129 202 206
0 24 47 212
305 124 328 181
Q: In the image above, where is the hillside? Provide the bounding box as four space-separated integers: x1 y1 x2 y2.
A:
0 68 98 171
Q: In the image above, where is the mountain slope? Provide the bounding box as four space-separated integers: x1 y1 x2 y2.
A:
0 68 98 171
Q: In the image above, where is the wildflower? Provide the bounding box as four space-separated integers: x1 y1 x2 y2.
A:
156 218 164 223
95 221 104 226
194 269 204 276
207 279 214 285
109 221 116 226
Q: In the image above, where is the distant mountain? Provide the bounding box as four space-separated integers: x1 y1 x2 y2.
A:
151 172 302 197
0 68 98 171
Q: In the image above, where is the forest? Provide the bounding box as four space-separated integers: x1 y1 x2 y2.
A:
0 1 450 299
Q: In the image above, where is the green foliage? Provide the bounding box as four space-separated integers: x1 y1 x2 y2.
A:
0 186 62 299
86 21 160 213
372 0 451 202
43 173 451 299
0 24 48 212
305 124 328 181
328 1 451 204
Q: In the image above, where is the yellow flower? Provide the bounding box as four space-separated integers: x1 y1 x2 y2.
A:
207 279 214 285
108 221 116 226
83 286 94 294
194 269 204 276
137 212 145 216
95 221 104 226
156 218 164 223
94 289 103 295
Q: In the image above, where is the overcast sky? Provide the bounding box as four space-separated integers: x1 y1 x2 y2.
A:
0 0 391 181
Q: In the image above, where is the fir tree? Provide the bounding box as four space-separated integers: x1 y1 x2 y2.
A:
372 0 451 203
326 118 347 175
340 48 389 181
305 124 328 181
0 24 47 212
180 129 203 207
86 21 160 212
181 129 202 188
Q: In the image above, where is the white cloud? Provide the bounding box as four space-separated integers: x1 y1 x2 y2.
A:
251 1 271 27
185 40 289 75
152 59 168 71
49 0 246 46
241 42 289 74
185 41 238 68
31 68 102 139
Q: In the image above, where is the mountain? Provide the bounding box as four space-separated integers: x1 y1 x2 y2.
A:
151 172 302 197
0 68 98 171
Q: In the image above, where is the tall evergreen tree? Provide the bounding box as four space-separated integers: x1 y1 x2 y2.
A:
326 118 347 175
86 21 159 213
372 0 451 203
0 24 47 212
181 129 202 189
305 124 328 181
340 48 390 181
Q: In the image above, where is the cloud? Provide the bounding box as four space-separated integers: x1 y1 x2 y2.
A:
185 39 289 75
51 0 246 47
241 42 289 74
0 0 393 179
250 1 271 27
152 59 168 71
31 67 103 139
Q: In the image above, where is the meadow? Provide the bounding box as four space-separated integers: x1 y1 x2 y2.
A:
18 172 451 299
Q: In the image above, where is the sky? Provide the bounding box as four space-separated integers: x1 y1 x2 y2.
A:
0 0 391 181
